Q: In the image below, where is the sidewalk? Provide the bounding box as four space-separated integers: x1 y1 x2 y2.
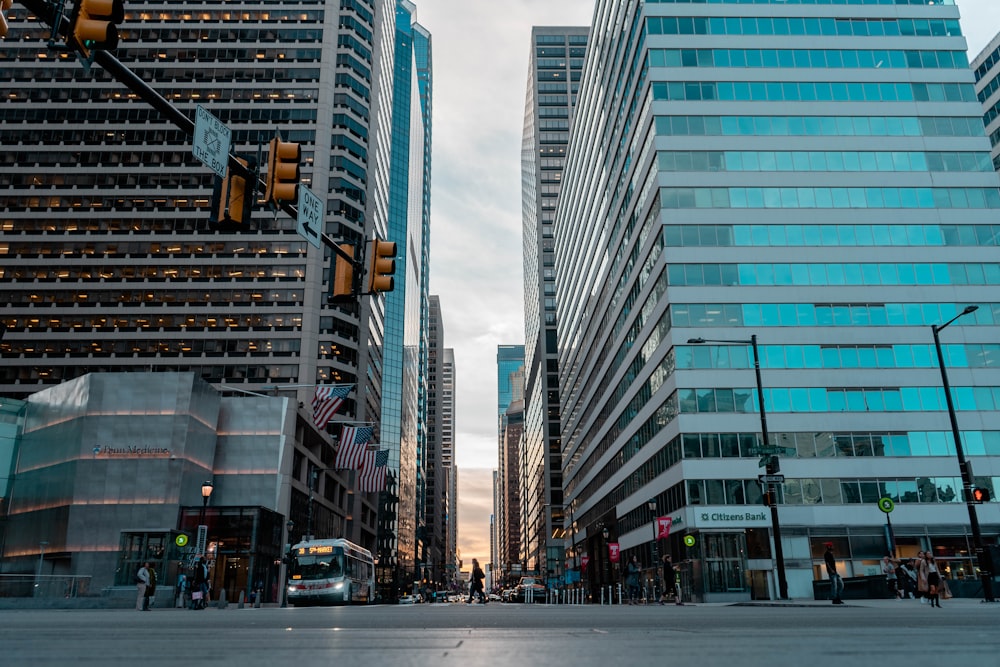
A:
729 596 995 609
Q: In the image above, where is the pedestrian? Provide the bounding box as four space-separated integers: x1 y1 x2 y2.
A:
882 556 901 599
659 554 684 605
145 563 157 610
468 559 486 604
915 550 930 604
626 555 641 604
898 558 917 599
924 552 943 607
135 562 151 611
824 543 844 605
175 571 188 608
191 557 209 610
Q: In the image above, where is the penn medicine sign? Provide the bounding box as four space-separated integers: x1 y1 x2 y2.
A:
92 445 171 458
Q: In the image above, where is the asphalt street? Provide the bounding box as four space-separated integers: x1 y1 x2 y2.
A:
2 598 996 667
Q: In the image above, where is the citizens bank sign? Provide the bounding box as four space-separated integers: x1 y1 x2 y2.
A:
93 445 172 458
694 510 770 528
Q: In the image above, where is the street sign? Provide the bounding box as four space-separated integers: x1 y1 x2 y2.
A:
683 535 696 548
192 105 231 178
175 534 188 547
747 446 796 457
758 474 785 484
878 497 895 513
296 185 323 249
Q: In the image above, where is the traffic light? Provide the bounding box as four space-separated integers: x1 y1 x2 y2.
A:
328 244 356 304
1 0 14 39
765 455 780 475
69 0 125 57
972 487 991 503
264 137 300 206
367 238 396 294
210 157 253 227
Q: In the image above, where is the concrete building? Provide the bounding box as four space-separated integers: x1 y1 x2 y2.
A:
520 27 589 585
972 31 1000 171
557 0 1000 602
0 372 373 603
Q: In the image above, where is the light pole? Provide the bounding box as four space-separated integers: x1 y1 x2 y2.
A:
688 335 788 599
647 498 658 565
280 519 294 608
931 305 994 602
198 480 214 557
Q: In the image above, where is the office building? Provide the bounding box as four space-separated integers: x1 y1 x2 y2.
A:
520 27 588 583
0 0 431 601
972 31 1000 170
425 295 454 588
557 0 1000 601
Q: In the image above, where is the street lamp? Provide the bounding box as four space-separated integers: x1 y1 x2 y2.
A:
647 499 658 566
200 480 214 525
688 335 788 600
280 519 294 608
931 304 994 602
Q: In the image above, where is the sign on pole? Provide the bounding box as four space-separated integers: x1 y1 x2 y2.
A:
758 474 785 484
192 105 232 178
297 185 323 249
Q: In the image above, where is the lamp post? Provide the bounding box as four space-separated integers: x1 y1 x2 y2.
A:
688 335 788 599
931 305 994 602
647 498 658 565
280 519 294 608
198 480 214 557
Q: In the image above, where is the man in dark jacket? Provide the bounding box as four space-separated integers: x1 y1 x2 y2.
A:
825 543 844 604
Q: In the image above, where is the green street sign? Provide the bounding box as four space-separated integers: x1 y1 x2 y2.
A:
683 535 696 548
175 534 189 547
748 446 796 457
877 497 895 514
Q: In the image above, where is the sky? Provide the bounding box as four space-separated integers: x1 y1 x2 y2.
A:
410 0 1000 568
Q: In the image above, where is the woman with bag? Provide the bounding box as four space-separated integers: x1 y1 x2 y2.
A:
924 553 943 607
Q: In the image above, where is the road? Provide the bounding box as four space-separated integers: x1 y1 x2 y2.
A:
2 599 996 667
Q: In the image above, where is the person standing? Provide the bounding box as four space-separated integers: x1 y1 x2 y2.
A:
824 543 844 605
915 550 930 604
192 557 209 610
144 563 157 610
135 562 150 611
924 553 943 607
659 554 684 605
175 571 188 608
625 555 641 605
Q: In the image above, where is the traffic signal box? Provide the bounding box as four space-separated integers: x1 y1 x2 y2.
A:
70 0 125 57
972 487 991 503
210 157 253 228
367 238 396 294
1 0 14 39
328 244 356 304
264 137 300 206
762 455 780 507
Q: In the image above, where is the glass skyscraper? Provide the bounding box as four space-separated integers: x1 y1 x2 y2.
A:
972 31 1000 170
520 27 588 583
558 0 1000 601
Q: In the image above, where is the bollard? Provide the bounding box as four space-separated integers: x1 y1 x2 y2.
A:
219 588 228 609
254 590 262 608
600 587 605 605
237 591 245 609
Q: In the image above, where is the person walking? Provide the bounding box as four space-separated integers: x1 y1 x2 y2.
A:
898 559 918 599
135 562 150 611
144 563 157 610
924 553 943 607
625 555 641 605
468 559 486 604
659 554 684 605
882 556 901 599
175 571 188 608
191 557 209 610
824 543 844 605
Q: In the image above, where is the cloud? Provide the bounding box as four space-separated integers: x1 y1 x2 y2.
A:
456 467 494 568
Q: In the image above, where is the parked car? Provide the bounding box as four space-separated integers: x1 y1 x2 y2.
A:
398 594 417 605
516 577 546 603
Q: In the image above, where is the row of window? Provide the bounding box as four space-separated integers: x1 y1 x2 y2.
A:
654 115 985 138
678 429 1000 459
667 261 1000 287
660 187 1000 210
677 385 1000 415
670 302 1000 329
651 80 976 103
3 288 304 305
4 313 305 330
676 343 1000 372
974 44 1000 81
663 224 1000 248
686 476 996 507
0 364 301 384
649 48 969 70
646 16 961 38
1 338 303 356
1 265 306 281
657 150 993 174
646 0 952 5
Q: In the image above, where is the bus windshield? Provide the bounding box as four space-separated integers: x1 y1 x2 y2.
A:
291 554 344 580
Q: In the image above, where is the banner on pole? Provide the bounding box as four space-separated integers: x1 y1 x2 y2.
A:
656 516 673 539
608 542 621 563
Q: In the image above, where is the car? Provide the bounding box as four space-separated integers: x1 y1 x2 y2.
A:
398 594 417 605
516 577 546 603
488 593 501 602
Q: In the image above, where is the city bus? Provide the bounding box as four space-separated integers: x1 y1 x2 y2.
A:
286 538 375 606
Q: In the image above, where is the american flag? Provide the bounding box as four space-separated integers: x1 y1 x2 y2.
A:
334 425 374 469
358 449 389 493
311 385 351 429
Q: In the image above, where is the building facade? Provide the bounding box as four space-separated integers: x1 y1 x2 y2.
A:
520 27 589 584
0 372 374 603
557 0 1000 602
972 31 1000 171
0 0 431 602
